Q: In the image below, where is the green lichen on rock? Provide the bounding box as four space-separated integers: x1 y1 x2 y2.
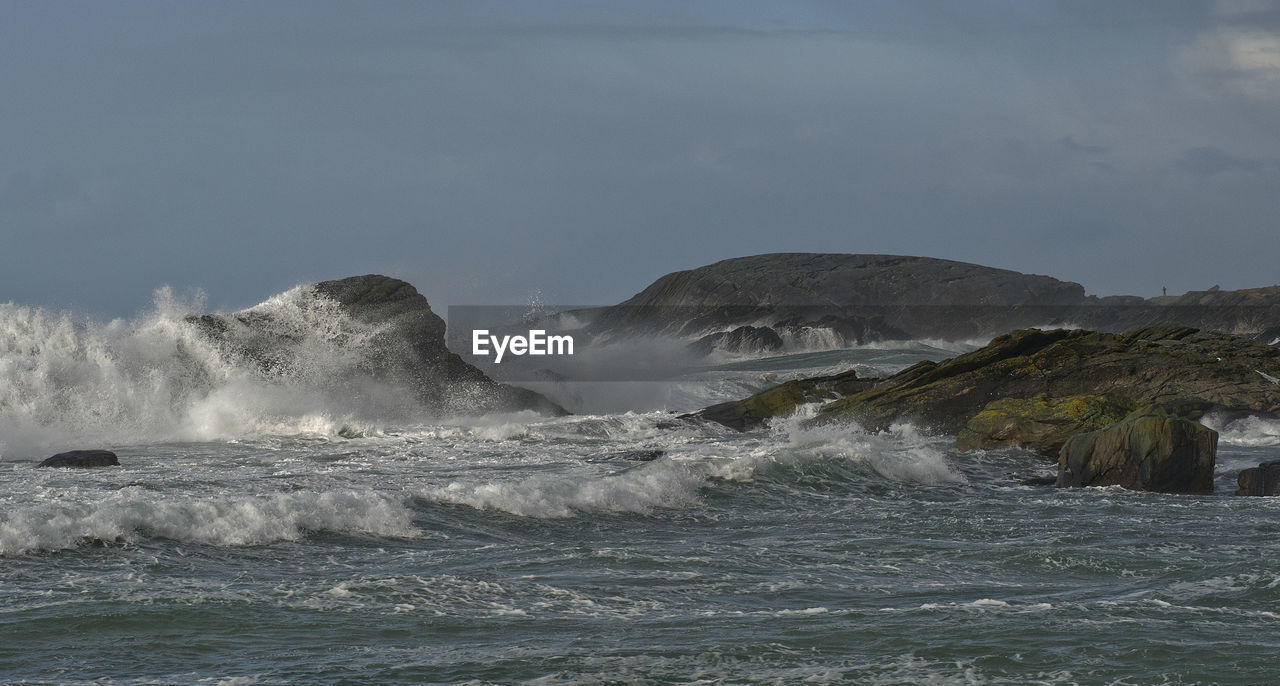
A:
684 369 875 431
956 393 1136 456
812 326 1280 451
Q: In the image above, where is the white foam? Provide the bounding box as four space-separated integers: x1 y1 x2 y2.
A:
0 286 431 458
0 488 418 555
421 460 704 518
1202 413 1280 446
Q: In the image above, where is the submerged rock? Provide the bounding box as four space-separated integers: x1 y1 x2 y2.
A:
39 450 119 468
1056 415 1217 493
1235 461 1280 496
587 449 666 463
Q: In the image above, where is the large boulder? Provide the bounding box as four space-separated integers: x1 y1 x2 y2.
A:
189 275 567 417
1235 461 1280 496
1055 415 1217 493
39 450 119 468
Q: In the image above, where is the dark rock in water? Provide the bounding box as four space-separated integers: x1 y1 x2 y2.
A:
1018 474 1059 487
688 326 784 357
587 449 666 463
1235 460 1280 496
1055 415 1217 493
684 369 878 432
813 326 1280 455
188 275 567 417
39 450 119 468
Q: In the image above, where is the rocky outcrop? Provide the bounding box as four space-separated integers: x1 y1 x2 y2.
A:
812 326 1280 454
682 369 878 432
1055 415 1217 493
38 450 119 468
190 275 567 417
692 326 1280 465
1235 461 1280 496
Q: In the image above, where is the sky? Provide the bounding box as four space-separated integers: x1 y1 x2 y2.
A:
1 0 1278 318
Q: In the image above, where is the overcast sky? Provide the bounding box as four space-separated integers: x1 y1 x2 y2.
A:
2 1 1278 317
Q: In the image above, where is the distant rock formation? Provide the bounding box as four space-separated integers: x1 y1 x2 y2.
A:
190 275 566 417
39 450 119 468
577 253 1280 349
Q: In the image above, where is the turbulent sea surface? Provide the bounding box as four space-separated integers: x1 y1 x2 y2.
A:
4 297 1280 684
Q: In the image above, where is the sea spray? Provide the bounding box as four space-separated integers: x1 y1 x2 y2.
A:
0 286 425 459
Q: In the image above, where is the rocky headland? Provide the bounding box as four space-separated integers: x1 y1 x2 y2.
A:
575 253 1280 352
190 275 566 417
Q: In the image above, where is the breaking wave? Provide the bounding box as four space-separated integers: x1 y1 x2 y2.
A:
0 287 421 459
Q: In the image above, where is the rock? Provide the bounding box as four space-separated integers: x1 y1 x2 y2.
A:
1055 415 1217 493
590 253 1091 341
688 326 784 356
683 369 878 432
38 450 119 468
956 394 1136 457
586 449 666 463
813 326 1280 455
575 253 1280 345
189 275 567 417
1235 460 1280 496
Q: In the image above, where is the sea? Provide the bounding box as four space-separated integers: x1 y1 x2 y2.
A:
3 290 1280 685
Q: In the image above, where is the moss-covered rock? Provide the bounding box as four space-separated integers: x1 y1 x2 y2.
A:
1056 414 1217 493
813 326 1280 446
683 369 876 431
956 393 1136 457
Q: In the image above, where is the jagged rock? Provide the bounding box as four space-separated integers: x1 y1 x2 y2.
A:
189 275 567 417
683 369 877 432
813 326 1280 454
39 450 119 468
1056 415 1217 493
688 326 784 356
1235 461 1280 496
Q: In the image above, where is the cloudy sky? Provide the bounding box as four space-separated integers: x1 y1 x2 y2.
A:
2 1 1277 317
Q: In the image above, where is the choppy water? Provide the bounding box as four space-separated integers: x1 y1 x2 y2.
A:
4 294 1280 684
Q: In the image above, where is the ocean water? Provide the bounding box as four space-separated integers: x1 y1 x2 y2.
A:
3 295 1280 684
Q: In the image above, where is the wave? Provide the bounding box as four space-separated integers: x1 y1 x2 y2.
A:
417 411 964 519
0 287 428 459
1203 413 1280 447
0 487 418 556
